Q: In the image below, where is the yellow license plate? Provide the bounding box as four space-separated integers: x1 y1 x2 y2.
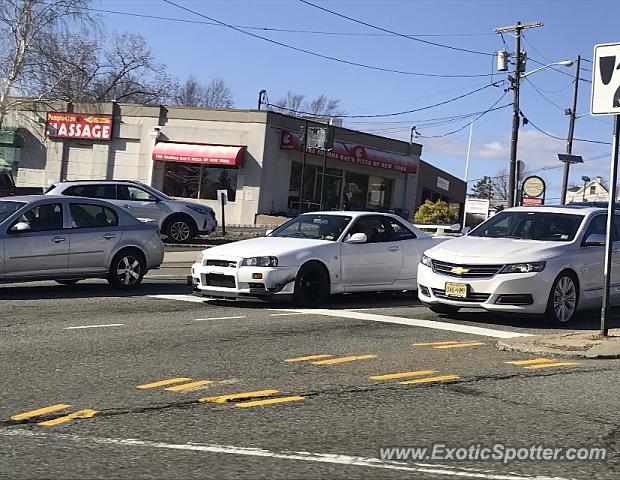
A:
445 282 468 298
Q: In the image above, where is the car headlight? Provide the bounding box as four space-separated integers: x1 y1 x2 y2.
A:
241 256 278 267
500 262 546 274
420 254 433 268
187 205 214 216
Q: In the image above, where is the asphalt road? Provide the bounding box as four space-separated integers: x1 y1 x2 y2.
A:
0 263 618 480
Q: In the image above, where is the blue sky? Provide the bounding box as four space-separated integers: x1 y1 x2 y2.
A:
96 0 620 201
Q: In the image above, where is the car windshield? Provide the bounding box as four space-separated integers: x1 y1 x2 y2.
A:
469 211 584 242
270 214 352 241
0 201 25 223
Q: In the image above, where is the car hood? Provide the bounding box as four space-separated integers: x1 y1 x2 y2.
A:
201 236 332 259
426 236 567 263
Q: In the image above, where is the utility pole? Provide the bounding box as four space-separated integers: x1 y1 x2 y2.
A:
299 119 309 214
495 21 543 207
560 55 581 205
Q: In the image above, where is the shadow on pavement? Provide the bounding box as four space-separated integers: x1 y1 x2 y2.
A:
0 279 190 301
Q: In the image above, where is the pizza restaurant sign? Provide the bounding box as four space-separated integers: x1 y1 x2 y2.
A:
46 112 113 140
280 130 417 174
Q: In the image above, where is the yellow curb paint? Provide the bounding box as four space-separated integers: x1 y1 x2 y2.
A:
524 362 580 370
433 342 485 349
312 355 377 365
165 380 213 392
413 341 460 346
11 404 70 421
137 378 192 389
200 390 280 404
235 396 304 408
399 374 460 385
284 354 333 363
505 359 555 366
369 370 437 381
38 409 97 427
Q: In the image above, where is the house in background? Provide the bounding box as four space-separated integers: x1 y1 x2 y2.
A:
565 176 609 203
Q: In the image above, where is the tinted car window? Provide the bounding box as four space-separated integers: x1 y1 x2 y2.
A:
118 185 157 201
270 215 351 241
64 184 116 199
583 214 620 241
13 203 63 232
349 216 392 243
70 203 118 228
387 218 417 240
0 201 25 222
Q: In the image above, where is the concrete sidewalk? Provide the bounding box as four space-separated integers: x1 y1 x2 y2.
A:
498 329 620 359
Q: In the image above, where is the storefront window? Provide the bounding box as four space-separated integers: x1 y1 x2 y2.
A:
342 172 368 210
162 162 237 201
367 176 392 210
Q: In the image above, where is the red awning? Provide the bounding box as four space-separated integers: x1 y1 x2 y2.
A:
152 142 244 167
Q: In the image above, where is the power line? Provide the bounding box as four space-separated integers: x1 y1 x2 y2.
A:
523 77 566 112
298 0 495 57
267 81 506 118
520 112 612 145
80 5 493 38
162 0 501 78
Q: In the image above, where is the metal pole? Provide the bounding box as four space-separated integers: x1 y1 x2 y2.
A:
299 119 309 214
220 192 226 236
560 55 581 205
600 115 620 337
464 116 474 183
508 23 522 208
319 147 328 210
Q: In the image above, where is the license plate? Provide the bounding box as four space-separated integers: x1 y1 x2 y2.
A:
445 282 468 298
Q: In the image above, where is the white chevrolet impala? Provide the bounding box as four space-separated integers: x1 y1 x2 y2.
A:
191 212 443 305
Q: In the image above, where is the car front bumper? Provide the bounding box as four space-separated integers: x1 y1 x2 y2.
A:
416 263 553 314
190 262 297 299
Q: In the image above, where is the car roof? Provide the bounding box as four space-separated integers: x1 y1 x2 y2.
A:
53 179 141 185
506 205 604 215
298 211 401 219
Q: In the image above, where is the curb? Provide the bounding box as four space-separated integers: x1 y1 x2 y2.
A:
497 332 620 359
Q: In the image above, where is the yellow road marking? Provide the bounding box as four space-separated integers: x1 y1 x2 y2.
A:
505 358 555 366
399 374 460 385
235 396 304 408
369 370 437 381
38 409 97 427
200 389 280 404
312 355 377 365
284 354 333 363
433 342 485 349
137 377 192 389
524 362 579 369
164 380 213 392
11 404 70 421
413 341 460 346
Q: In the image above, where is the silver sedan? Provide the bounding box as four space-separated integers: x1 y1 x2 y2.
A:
0 195 164 289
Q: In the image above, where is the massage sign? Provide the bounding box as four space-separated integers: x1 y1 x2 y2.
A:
46 112 113 141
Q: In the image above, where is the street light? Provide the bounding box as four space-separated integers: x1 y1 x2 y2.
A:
507 59 573 208
582 175 591 202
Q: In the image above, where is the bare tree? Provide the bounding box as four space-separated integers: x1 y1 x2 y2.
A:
0 0 92 127
204 78 233 108
273 91 344 117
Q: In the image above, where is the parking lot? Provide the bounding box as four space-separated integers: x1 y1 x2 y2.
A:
0 251 618 480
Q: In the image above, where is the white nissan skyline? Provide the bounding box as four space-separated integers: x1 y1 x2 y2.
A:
190 211 443 305
418 205 616 324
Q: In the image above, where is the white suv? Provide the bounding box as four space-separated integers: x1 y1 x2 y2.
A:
46 180 216 243
418 205 619 324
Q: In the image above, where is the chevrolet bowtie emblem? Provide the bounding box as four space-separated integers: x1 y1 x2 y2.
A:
450 266 470 275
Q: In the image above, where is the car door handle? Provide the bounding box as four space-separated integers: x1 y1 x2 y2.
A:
121 204 131 209
103 233 116 240
52 236 66 243
388 246 399 252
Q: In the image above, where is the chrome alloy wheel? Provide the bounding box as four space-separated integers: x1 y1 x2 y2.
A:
170 221 191 242
117 255 141 286
552 275 577 323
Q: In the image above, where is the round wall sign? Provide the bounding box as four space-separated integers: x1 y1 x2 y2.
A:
522 176 545 198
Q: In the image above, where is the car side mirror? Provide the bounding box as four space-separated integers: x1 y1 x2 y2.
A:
584 233 606 247
265 229 274 236
345 232 367 244
10 222 31 233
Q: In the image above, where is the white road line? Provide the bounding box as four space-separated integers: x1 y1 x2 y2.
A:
148 294 207 303
269 313 300 317
0 430 571 480
64 324 124 330
275 309 531 339
195 316 246 321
